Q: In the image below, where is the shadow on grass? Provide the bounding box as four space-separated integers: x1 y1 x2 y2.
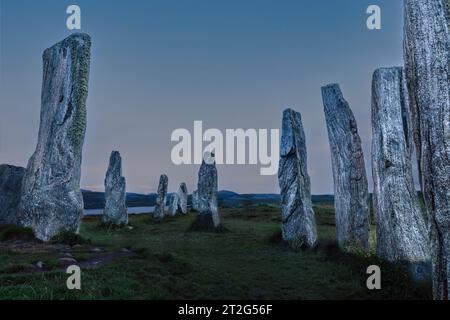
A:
268 229 432 300
0 225 38 242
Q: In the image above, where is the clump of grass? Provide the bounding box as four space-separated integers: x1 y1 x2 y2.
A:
96 222 130 231
0 225 37 242
49 231 91 246
155 252 174 263
269 229 286 245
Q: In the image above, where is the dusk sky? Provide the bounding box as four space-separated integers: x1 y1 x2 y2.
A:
0 0 405 194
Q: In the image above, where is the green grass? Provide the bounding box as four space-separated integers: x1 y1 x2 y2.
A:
0 206 431 300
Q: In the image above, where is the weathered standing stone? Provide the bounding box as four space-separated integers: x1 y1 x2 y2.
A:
190 153 220 230
102 151 127 225
0 165 25 225
404 0 450 299
278 108 318 249
371 67 430 280
154 174 168 219
192 190 199 211
178 183 188 214
168 193 179 216
18 33 91 241
321 84 370 252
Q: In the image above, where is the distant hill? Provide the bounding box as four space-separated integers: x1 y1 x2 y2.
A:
82 189 334 209
82 190 157 209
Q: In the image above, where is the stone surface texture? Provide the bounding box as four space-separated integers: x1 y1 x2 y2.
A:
404 0 450 299
18 33 91 241
278 108 318 249
322 84 370 251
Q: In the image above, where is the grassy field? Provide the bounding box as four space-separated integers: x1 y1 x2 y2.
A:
0 205 431 300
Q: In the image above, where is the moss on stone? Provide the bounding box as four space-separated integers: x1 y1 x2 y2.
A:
67 34 91 152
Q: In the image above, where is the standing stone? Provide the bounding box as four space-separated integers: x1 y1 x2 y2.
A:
192 190 199 211
322 84 370 252
178 183 188 214
18 33 91 241
278 108 318 249
102 151 127 225
168 193 179 216
0 165 25 225
372 67 430 280
190 152 220 230
154 174 168 219
404 0 450 299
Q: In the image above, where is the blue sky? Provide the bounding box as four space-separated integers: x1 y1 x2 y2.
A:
0 0 405 194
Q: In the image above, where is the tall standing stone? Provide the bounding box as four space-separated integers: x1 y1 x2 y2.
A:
154 174 168 219
278 108 318 249
0 165 25 225
372 67 430 279
190 152 220 230
102 151 127 225
178 183 188 215
168 193 179 216
18 33 91 241
322 84 370 251
404 0 450 299
192 190 199 211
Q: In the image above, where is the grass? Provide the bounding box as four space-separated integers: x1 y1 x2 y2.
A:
0 225 37 242
0 205 431 300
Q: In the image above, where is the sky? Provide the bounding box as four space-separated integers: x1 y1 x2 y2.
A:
0 0 405 194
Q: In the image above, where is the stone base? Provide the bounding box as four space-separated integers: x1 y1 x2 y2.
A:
189 214 225 232
405 261 432 286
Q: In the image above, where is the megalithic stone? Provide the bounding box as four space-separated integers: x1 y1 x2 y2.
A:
190 152 220 229
18 33 91 241
154 174 168 219
278 108 318 249
178 183 188 214
192 190 199 211
102 151 127 225
404 0 450 299
168 193 179 216
321 84 370 252
0 165 25 225
371 67 430 281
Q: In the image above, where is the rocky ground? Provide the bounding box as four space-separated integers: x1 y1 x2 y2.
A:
0 206 431 300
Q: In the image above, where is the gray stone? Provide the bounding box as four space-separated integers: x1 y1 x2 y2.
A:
192 190 199 211
371 67 430 279
102 151 127 225
321 84 370 252
0 165 25 225
278 108 318 249
154 174 168 219
18 33 91 241
404 0 450 299
168 193 179 216
178 183 188 214
191 153 220 229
